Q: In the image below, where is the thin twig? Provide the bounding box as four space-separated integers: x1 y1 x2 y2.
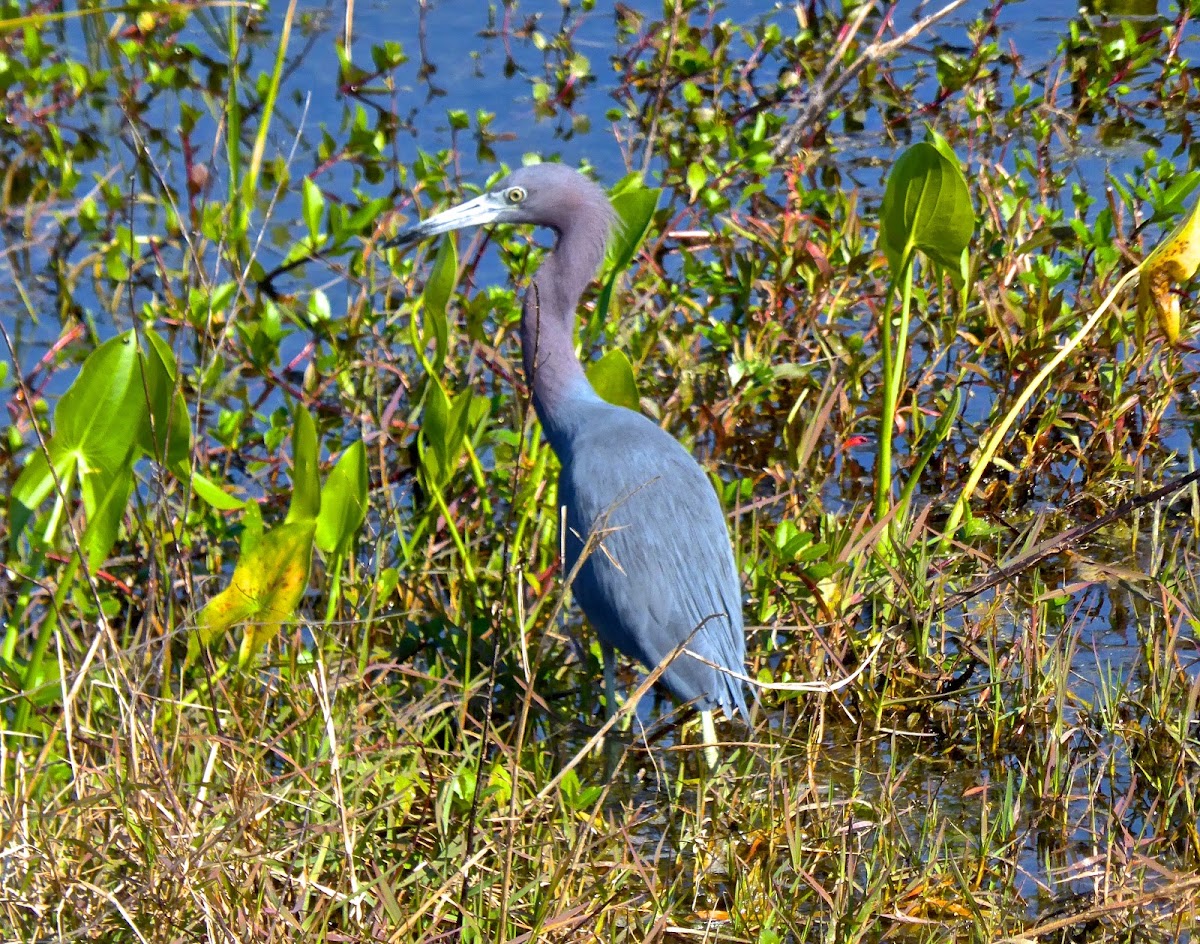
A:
938 466 1200 614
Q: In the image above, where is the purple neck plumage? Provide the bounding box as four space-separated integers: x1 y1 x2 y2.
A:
519 213 609 433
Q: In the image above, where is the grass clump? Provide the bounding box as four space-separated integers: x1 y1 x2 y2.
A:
2 0 1200 941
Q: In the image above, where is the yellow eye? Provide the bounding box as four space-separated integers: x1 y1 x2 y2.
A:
505 186 527 204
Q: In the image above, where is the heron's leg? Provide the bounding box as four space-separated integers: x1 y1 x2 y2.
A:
601 642 620 771
602 642 617 720
699 710 719 771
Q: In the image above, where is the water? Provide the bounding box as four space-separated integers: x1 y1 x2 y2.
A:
3 0 1199 937
3 0 1189 373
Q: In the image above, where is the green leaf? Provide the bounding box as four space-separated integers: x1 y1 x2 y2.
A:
932 388 964 443
80 465 134 574
332 197 391 247
685 162 706 202
606 185 661 275
961 506 1003 539
879 141 974 276
924 127 959 166
302 177 325 241
0 653 62 708
423 236 457 372
240 499 264 557
448 390 473 453
178 465 246 510
286 405 321 525
189 282 239 328
8 330 166 550
140 328 191 467
316 440 369 557
308 289 332 324
419 383 472 488
595 185 660 325
586 349 640 411
196 519 316 662
10 447 75 545
423 380 453 475
55 330 147 477
375 567 399 603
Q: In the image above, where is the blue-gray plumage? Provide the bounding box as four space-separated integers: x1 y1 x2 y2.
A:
389 163 749 762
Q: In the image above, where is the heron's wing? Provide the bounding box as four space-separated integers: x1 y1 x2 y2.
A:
557 406 748 719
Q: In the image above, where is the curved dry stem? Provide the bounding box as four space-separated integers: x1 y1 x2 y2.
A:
941 263 1144 547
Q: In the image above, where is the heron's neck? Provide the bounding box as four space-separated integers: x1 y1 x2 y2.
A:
520 225 605 432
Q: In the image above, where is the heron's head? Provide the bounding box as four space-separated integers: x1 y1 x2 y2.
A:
387 163 615 248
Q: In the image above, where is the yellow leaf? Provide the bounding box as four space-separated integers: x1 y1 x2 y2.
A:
1139 195 1200 344
1138 266 1180 344
196 520 316 662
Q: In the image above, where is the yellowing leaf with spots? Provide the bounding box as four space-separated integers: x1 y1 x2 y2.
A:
1139 193 1200 343
196 520 316 664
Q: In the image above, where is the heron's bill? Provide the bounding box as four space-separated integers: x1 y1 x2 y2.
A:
385 191 508 247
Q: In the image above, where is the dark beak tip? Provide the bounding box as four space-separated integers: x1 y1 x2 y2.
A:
383 225 424 250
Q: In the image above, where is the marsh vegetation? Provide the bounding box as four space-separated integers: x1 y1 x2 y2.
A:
2 0 1199 940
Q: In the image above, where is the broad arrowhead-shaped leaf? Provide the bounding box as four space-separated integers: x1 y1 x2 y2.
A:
606 183 661 274
9 329 150 551
196 519 316 660
879 141 975 276
586 349 640 412
55 330 146 477
10 445 76 546
316 440 369 557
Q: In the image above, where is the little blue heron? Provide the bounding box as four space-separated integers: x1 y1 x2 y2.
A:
390 163 749 766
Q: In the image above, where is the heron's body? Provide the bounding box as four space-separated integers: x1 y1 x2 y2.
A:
551 391 748 720
392 163 749 758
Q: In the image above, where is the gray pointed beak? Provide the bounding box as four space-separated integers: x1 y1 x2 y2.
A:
386 191 509 248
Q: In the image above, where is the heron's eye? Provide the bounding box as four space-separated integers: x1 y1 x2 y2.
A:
505 186 527 204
